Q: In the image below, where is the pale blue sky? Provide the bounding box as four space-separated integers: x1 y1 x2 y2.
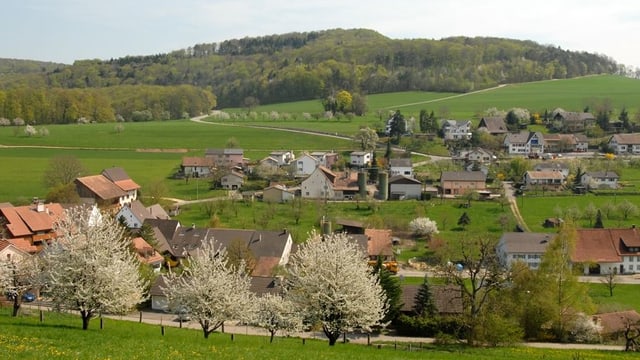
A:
3 0 640 68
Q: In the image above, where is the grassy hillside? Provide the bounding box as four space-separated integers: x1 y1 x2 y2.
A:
0 308 634 360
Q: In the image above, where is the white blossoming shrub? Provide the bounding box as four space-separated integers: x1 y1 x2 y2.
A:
409 217 439 238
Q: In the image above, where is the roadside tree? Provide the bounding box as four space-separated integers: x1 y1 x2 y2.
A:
286 231 386 346
253 293 303 343
40 206 147 330
162 238 254 339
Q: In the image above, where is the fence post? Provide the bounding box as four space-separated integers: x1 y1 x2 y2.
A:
302 338 306 345
231 334 234 342
139 311 142 323
161 326 165 336
100 316 103 330
367 333 370 346
39 310 44 323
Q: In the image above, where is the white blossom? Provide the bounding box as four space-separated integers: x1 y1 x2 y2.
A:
24 125 37 137
286 231 386 346
408 217 439 238
40 206 147 330
162 238 254 339
253 293 303 343
0 255 39 316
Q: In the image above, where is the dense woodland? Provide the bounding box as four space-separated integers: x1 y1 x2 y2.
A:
0 29 620 122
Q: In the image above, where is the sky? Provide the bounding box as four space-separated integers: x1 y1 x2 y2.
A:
2 0 640 68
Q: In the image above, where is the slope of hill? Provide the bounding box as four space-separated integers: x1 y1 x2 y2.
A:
0 58 66 75
0 29 618 109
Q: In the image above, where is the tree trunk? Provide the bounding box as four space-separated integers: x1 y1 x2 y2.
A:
12 297 20 317
81 311 92 330
323 326 340 346
270 330 275 343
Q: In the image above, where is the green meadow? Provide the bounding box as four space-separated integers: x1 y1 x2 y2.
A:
0 307 635 360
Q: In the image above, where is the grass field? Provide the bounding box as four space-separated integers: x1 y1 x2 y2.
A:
0 307 635 360
588 283 640 313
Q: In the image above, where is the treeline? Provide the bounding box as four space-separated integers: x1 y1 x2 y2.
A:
0 85 216 124
0 29 619 109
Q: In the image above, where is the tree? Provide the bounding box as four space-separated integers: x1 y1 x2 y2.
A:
40 206 147 330
286 231 386 346
43 155 86 188
594 209 604 228
457 212 471 229
408 217 439 240
350 93 368 116
372 257 402 323
536 223 594 341
618 199 639 220
242 96 260 113
0 255 39 317
45 182 81 204
353 127 379 151
601 267 617 297
226 238 256 274
163 238 254 339
583 203 597 227
439 236 506 345
335 90 353 113
413 274 436 317
253 293 302 343
619 107 632 132
389 110 405 143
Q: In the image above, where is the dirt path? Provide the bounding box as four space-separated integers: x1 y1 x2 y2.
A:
503 181 529 231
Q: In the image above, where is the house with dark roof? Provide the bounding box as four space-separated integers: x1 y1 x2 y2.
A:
441 119 472 141
388 175 422 200
543 133 589 153
573 227 640 275
496 232 554 269
581 171 619 190
440 171 486 195
504 131 544 155
0 201 65 253
533 162 570 179
268 150 295 166
608 133 640 155
221 171 245 190
477 116 508 135
400 284 463 316
454 148 496 164
116 200 153 229
552 111 596 133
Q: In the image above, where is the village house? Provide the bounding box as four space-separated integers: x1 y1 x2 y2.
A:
496 232 554 270
440 171 486 195
301 166 365 200
116 200 170 229
205 148 245 168
389 158 413 177
441 119 472 141
0 239 31 263
543 133 589 153
262 184 296 203
573 227 640 275
220 171 245 190
477 116 508 136
592 310 640 340
523 170 565 190
532 162 570 179
131 236 164 271
268 150 295 166
551 110 596 133
0 201 65 254
388 175 422 200
180 156 215 177
581 171 619 190
257 156 281 172
310 151 339 168
503 131 545 155
294 153 320 177
608 133 640 154
453 148 496 164
350 151 372 168
400 284 464 316
75 167 140 210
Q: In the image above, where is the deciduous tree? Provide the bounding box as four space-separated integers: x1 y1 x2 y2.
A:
253 293 302 343
40 206 147 330
286 231 386 346
0 255 39 317
353 126 378 151
162 238 254 339
43 155 86 188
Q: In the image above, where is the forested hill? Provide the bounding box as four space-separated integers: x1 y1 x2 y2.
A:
0 58 66 75
1 29 619 110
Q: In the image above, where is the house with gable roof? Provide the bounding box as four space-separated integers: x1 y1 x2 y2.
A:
75 167 140 210
523 170 565 190
389 158 413 177
441 119 472 141
573 227 640 275
0 239 31 263
131 236 164 271
608 133 640 154
350 151 372 168
533 161 570 179
205 148 245 168
552 110 596 132
181 156 215 177
116 200 170 229
477 116 508 136
221 170 245 190
581 171 619 190
496 232 554 270
300 166 363 200
504 131 545 155
268 150 295 166
0 201 65 254
263 184 296 203
388 175 422 200
440 171 486 195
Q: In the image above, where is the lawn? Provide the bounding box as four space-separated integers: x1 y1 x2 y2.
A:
0 307 636 360
588 283 640 313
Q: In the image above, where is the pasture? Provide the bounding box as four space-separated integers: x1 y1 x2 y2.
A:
0 307 635 360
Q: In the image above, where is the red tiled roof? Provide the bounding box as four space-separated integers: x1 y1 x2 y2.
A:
76 175 127 200
7 238 39 254
574 229 623 263
365 229 393 257
182 157 215 168
0 203 63 238
114 179 140 192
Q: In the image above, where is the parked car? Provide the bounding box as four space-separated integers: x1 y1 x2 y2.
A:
22 292 36 302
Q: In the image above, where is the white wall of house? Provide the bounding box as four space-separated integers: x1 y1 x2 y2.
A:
350 152 371 167
390 166 413 177
389 183 421 200
295 155 319 176
301 169 335 199
151 295 169 311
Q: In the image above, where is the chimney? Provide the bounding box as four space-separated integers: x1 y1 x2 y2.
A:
36 201 45 213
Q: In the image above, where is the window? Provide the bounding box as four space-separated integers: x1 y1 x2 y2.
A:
630 265 634 271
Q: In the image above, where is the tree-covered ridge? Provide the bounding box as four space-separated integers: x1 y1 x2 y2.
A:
0 58 66 75
0 29 619 111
